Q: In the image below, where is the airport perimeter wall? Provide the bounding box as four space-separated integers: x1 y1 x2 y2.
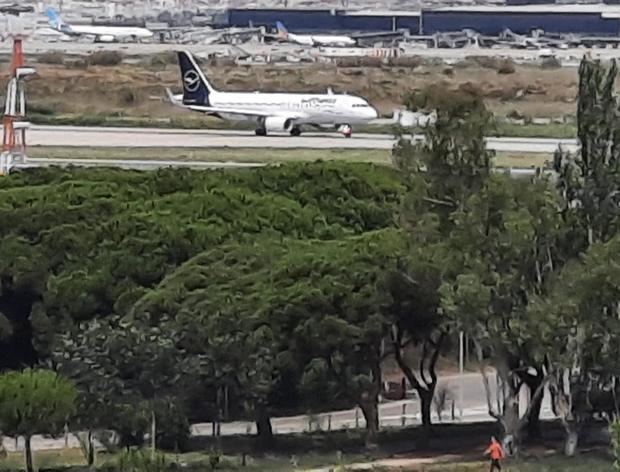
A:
215 6 620 37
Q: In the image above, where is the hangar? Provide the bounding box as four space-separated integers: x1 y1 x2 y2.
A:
421 4 620 36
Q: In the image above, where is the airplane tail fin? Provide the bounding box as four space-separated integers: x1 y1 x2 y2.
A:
45 7 66 30
276 21 289 39
177 51 215 106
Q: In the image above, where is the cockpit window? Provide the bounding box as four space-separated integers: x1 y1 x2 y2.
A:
352 104 370 107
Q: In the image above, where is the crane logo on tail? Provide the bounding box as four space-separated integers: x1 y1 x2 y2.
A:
183 70 200 92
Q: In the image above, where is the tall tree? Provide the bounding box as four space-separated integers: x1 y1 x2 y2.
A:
547 56 620 455
0 369 76 472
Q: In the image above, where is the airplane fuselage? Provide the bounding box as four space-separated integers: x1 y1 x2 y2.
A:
205 91 376 125
288 33 356 47
66 25 153 39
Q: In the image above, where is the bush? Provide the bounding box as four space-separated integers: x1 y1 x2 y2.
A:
611 421 620 469
87 51 124 66
118 449 168 472
497 59 516 74
28 103 56 116
149 51 177 68
154 401 191 452
389 56 422 68
38 51 64 65
541 56 562 69
472 56 501 69
117 87 142 106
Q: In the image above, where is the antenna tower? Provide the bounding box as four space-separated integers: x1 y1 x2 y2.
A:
1 14 35 175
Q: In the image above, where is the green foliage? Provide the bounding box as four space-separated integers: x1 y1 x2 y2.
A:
0 368 76 437
37 51 65 65
612 421 620 470
87 51 124 66
117 449 168 472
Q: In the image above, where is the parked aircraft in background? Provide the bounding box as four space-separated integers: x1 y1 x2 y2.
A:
45 7 153 43
167 51 377 137
275 21 357 47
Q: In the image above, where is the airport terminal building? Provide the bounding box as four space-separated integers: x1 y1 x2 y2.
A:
215 4 620 36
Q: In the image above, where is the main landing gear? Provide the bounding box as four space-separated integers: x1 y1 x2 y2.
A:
254 126 302 136
337 124 353 138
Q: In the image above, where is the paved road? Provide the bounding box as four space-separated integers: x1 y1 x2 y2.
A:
24 125 578 153
1 372 554 452
190 372 555 436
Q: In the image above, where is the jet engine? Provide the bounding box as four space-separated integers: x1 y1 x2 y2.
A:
264 116 293 133
95 35 115 43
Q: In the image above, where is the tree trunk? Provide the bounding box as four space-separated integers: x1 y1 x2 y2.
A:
87 430 95 468
520 369 545 441
501 395 521 456
255 404 273 449
564 422 579 457
525 389 543 440
24 435 34 472
359 399 379 449
151 410 156 459
419 389 433 431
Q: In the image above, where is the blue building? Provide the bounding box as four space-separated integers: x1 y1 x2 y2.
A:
213 8 420 34
421 5 620 36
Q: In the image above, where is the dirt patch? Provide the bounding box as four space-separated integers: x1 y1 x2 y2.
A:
11 60 581 120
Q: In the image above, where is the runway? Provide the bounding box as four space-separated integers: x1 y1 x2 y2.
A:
25 125 578 153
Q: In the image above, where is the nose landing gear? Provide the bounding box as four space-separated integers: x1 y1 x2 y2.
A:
290 126 302 136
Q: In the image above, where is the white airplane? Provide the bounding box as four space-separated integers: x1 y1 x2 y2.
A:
166 51 378 138
275 21 356 47
45 7 153 43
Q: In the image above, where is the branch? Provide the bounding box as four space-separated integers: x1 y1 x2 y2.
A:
428 331 446 388
391 324 424 393
423 196 456 208
420 339 430 387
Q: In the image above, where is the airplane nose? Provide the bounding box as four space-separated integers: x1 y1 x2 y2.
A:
368 107 378 119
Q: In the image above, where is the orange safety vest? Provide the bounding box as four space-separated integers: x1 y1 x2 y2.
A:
486 441 504 460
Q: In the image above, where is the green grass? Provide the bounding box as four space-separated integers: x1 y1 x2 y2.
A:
494 122 576 139
26 146 551 169
26 146 393 164
0 447 611 471
0 447 375 471
425 455 612 472
29 113 577 139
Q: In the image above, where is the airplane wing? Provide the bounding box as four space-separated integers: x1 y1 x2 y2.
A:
166 88 307 119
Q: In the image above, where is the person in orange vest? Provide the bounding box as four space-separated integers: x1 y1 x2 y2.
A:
484 436 505 471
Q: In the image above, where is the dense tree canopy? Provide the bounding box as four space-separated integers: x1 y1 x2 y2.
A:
2 55 620 465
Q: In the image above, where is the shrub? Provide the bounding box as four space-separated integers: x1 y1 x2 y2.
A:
117 86 142 106
389 56 422 68
150 51 177 68
497 59 516 74
118 449 168 472
38 51 64 65
154 401 191 452
611 421 620 470
87 51 124 66
541 56 562 69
